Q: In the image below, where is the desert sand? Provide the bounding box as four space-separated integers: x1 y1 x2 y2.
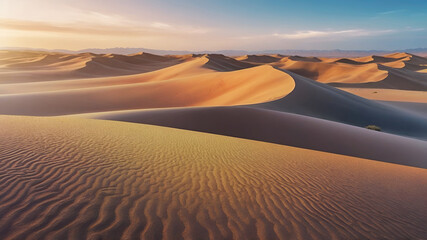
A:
0 116 426 240
0 50 426 239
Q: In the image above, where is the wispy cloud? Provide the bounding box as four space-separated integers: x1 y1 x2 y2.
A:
150 22 171 29
378 9 405 15
0 17 211 37
273 29 395 39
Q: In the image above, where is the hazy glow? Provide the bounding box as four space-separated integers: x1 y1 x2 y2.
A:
0 0 426 50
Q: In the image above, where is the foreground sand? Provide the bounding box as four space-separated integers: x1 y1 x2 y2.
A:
0 115 426 240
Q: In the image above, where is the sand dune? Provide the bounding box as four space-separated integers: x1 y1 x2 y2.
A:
0 51 183 83
338 88 427 103
235 55 283 64
0 64 294 115
331 65 427 90
235 52 427 90
329 53 427 90
79 106 427 168
0 115 426 240
253 70 427 140
203 54 256 71
0 57 213 94
272 58 388 83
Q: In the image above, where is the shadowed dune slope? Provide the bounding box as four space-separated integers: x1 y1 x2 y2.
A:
0 115 426 240
202 54 256 71
253 70 427 140
330 65 427 90
235 55 283 64
378 101 427 118
80 106 427 168
0 65 294 115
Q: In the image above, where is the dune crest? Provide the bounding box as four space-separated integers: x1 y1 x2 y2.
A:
0 63 295 115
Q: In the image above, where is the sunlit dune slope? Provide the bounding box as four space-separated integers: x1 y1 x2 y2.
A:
328 53 427 90
234 52 427 90
0 115 426 240
330 65 427 90
338 88 427 103
0 64 294 115
79 106 427 168
272 58 388 84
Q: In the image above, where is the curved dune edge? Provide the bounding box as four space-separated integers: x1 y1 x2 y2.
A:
0 115 426 240
0 64 295 115
77 106 427 168
252 70 427 140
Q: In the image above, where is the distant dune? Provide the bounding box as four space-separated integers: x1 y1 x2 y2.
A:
4 47 427 57
0 116 426 240
0 50 426 240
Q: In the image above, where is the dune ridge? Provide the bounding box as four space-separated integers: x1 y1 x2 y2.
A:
0 115 426 240
79 106 427 168
0 51 184 83
234 52 427 90
0 63 294 115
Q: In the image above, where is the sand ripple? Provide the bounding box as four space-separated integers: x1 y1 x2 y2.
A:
0 116 426 240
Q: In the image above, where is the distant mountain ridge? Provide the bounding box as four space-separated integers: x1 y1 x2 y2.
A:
2 47 427 57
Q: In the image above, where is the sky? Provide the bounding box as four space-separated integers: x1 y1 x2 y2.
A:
0 0 426 51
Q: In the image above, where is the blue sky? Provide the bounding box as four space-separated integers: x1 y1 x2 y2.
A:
0 0 426 50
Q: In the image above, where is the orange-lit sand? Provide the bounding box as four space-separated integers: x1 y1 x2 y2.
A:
0 50 426 240
338 88 427 103
0 115 426 240
0 59 294 115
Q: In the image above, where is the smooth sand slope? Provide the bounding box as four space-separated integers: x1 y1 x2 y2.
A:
80 106 427 168
0 115 426 240
379 101 427 118
337 88 427 103
252 70 427 140
0 58 294 115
